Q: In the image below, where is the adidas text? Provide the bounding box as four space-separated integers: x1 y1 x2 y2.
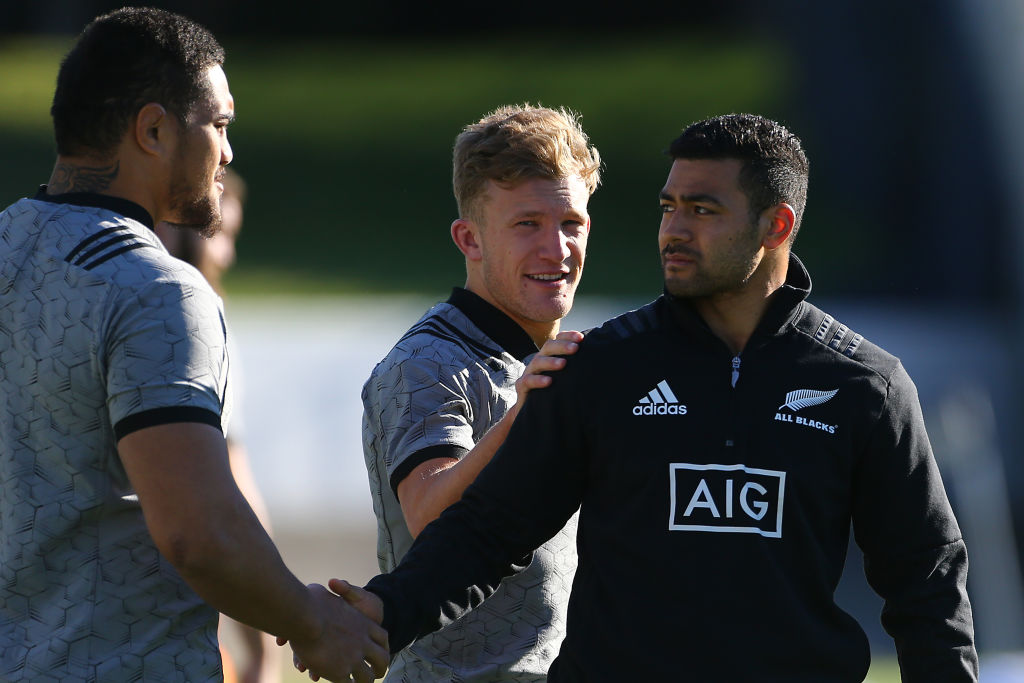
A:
633 403 687 416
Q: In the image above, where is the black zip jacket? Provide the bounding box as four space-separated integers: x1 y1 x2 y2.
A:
367 255 978 682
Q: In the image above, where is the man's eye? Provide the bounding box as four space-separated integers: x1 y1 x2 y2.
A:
660 204 674 214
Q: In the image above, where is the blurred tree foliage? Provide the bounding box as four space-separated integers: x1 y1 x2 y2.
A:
0 33 795 296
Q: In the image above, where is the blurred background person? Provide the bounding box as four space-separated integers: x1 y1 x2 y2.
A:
155 168 280 683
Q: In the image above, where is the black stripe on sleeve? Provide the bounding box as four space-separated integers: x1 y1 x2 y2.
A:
390 444 469 499
114 406 223 441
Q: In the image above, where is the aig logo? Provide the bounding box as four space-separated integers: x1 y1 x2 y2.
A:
668 463 786 538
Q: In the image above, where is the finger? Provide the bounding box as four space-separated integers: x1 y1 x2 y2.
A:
328 577 353 598
351 660 376 683
369 622 389 650
366 639 391 676
516 375 553 392
524 356 567 373
536 340 578 357
554 329 584 342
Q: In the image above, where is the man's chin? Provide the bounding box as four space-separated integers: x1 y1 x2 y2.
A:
528 296 573 322
165 221 219 239
663 277 694 299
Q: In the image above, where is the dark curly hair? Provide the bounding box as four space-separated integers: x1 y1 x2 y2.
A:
51 7 225 157
669 114 809 238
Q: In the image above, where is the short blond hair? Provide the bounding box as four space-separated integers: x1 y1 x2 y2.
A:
453 104 601 222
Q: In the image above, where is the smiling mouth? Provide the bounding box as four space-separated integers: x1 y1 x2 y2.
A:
527 273 567 282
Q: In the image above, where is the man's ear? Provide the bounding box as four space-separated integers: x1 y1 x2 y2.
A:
762 203 796 250
134 103 174 158
451 218 483 261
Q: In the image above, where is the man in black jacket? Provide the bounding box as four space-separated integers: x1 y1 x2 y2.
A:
327 114 978 682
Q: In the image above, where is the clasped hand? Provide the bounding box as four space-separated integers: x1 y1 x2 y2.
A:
279 580 388 682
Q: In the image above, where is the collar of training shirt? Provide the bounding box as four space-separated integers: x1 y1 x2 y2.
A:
34 185 155 230
446 286 539 362
663 253 813 349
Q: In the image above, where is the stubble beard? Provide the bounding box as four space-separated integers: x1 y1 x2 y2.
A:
661 227 762 300
166 172 221 239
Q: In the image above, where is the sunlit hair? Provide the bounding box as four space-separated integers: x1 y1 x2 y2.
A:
453 104 601 222
669 113 809 240
51 7 224 157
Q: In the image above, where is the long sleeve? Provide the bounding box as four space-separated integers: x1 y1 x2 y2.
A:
852 363 978 682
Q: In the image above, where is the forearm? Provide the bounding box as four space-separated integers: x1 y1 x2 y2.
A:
368 498 532 652
868 540 978 682
119 423 319 643
165 498 319 643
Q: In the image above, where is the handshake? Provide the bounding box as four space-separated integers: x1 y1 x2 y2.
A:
278 578 389 683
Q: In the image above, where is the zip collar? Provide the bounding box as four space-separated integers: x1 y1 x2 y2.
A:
446 287 539 362
33 185 155 230
663 253 812 349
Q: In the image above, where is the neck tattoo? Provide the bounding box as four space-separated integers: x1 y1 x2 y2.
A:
49 160 120 194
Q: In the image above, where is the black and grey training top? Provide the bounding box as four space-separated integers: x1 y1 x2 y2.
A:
0 191 228 681
362 287 578 682
367 255 978 683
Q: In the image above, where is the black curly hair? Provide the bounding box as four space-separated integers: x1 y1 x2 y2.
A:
51 6 225 157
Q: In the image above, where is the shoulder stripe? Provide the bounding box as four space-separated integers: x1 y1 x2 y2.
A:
806 309 866 359
814 314 834 342
71 232 136 265
81 242 151 270
398 320 502 363
606 316 631 338
64 226 129 263
601 303 659 341
431 317 504 359
638 304 659 329
843 334 864 358
827 324 848 350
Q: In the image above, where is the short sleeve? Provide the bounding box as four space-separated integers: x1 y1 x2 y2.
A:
364 354 477 485
105 277 227 438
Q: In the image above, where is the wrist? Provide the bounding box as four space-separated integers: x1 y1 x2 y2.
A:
290 585 327 645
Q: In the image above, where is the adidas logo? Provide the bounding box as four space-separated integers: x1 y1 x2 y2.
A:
633 380 688 416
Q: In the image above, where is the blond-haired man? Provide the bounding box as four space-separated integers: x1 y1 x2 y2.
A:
360 104 600 681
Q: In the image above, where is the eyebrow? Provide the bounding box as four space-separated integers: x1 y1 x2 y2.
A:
512 209 588 221
216 112 236 124
659 191 724 206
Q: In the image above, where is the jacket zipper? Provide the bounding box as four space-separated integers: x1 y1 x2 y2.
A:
726 354 741 449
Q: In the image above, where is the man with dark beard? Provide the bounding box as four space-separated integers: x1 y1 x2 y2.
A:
329 114 978 682
0 8 386 682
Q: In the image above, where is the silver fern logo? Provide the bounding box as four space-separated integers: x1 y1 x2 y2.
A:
778 389 838 411
774 389 839 434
